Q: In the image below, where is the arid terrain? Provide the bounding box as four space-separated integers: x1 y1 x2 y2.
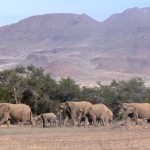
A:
1 8 150 86
1 123 150 150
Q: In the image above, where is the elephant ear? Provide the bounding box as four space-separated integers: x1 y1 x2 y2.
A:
0 104 9 115
65 101 72 112
65 101 70 107
123 103 129 109
126 105 136 114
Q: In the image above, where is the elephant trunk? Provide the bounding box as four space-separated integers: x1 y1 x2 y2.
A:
78 112 83 127
57 109 63 115
57 109 64 127
78 116 81 127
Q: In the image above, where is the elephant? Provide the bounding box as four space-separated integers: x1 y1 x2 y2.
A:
58 102 72 127
0 103 35 127
33 113 57 128
58 103 93 127
119 103 150 125
104 109 113 126
59 101 98 127
88 104 112 126
80 114 93 126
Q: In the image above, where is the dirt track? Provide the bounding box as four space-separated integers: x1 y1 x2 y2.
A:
0 124 150 150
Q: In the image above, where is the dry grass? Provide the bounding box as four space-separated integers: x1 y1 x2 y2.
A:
0 124 150 150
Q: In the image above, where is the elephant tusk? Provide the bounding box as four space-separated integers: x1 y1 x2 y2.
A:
57 112 62 115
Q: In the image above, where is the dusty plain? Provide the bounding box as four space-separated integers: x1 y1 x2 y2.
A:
0 123 150 150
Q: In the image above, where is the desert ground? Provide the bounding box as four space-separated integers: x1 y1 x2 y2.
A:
1 123 150 150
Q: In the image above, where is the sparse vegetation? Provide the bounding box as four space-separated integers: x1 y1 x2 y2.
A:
0 65 150 118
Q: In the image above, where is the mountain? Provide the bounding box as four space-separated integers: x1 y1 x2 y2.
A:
1 8 150 86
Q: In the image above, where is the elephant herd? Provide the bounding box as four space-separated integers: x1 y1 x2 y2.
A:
0 101 150 128
58 101 113 127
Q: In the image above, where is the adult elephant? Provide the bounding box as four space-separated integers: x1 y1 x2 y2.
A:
58 102 72 127
59 101 97 127
89 104 112 126
105 109 113 126
119 103 150 125
33 113 57 128
0 103 35 127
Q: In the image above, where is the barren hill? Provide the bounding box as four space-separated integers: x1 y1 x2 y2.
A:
1 8 150 86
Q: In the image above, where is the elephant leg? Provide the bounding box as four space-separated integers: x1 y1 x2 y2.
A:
96 118 100 125
71 110 76 126
133 112 139 125
20 113 30 127
89 112 98 127
71 115 76 126
52 120 57 127
20 115 29 127
52 119 55 127
104 119 109 126
30 117 35 127
98 118 103 126
99 117 105 126
109 118 113 126
105 116 109 126
54 120 57 127
28 112 35 127
30 119 34 126
0 115 9 126
84 116 89 127
20 119 27 127
78 117 81 127
6 120 10 127
125 117 131 125
101 112 108 126
78 112 83 127
20 122 24 127
88 117 93 126
82 109 88 117
98 118 104 126
64 116 69 127
50 121 52 127
59 114 62 127
43 119 48 128
101 117 107 126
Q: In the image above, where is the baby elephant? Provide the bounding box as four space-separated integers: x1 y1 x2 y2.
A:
34 113 57 128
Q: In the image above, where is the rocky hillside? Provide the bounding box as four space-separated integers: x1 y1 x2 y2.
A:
1 7 150 86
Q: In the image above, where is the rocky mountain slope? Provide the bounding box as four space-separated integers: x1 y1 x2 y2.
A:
0 7 150 86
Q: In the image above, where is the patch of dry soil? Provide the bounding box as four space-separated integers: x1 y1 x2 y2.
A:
0 124 150 150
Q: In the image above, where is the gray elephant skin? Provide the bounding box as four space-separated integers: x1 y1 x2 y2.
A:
106 109 113 126
84 103 113 126
59 101 98 127
0 103 35 127
58 102 72 127
34 113 57 128
120 103 150 124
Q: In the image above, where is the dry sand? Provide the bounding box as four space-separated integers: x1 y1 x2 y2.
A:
0 123 150 150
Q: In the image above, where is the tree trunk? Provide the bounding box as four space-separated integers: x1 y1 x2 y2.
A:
14 87 18 103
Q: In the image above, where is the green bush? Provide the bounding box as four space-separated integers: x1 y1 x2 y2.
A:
0 66 150 119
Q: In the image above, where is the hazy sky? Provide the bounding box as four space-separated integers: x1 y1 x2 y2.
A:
0 0 150 27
